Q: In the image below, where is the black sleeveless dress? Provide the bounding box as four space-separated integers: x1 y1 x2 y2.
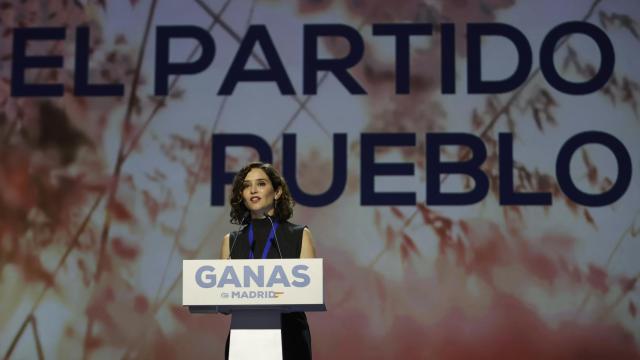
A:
224 217 312 360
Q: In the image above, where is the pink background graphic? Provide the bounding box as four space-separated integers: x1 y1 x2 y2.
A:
1 0 639 358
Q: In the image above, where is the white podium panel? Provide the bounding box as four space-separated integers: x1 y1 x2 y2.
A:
229 310 282 360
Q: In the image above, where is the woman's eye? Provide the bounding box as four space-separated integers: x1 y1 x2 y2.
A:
258 182 266 187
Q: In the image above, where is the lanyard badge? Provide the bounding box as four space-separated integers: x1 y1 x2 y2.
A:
248 222 279 259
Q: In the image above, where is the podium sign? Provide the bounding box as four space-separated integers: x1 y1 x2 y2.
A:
183 258 325 360
183 259 324 311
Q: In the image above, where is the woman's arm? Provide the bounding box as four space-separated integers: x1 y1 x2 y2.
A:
220 233 230 259
219 233 232 315
300 228 317 258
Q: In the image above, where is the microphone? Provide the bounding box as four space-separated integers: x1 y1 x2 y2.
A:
265 215 283 259
227 212 249 259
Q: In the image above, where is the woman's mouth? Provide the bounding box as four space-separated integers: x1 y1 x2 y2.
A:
250 196 261 203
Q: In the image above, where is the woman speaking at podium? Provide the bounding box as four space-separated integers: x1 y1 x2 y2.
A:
220 162 317 360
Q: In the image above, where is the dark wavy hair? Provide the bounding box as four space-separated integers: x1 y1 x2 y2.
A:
229 162 294 224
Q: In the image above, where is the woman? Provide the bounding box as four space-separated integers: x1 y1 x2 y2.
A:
220 162 316 360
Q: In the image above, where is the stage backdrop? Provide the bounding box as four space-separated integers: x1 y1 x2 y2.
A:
1 0 640 359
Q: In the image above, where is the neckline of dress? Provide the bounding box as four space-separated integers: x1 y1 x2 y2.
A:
250 217 273 226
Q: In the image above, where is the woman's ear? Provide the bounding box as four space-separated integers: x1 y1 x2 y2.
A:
275 187 282 200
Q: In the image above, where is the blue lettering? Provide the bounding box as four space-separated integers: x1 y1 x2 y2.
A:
291 265 310 287
283 133 348 207
243 265 265 287
361 133 416 205
218 25 294 95
155 26 215 96
266 266 291 287
218 266 242 287
195 266 216 288
208 133 631 207
303 24 366 95
12 27 65 97
467 23 532 94
210 134 273 205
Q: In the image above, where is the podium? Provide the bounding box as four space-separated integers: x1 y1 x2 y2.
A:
183 259 325 360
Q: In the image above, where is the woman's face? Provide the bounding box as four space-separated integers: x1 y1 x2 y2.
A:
241 168 281 218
